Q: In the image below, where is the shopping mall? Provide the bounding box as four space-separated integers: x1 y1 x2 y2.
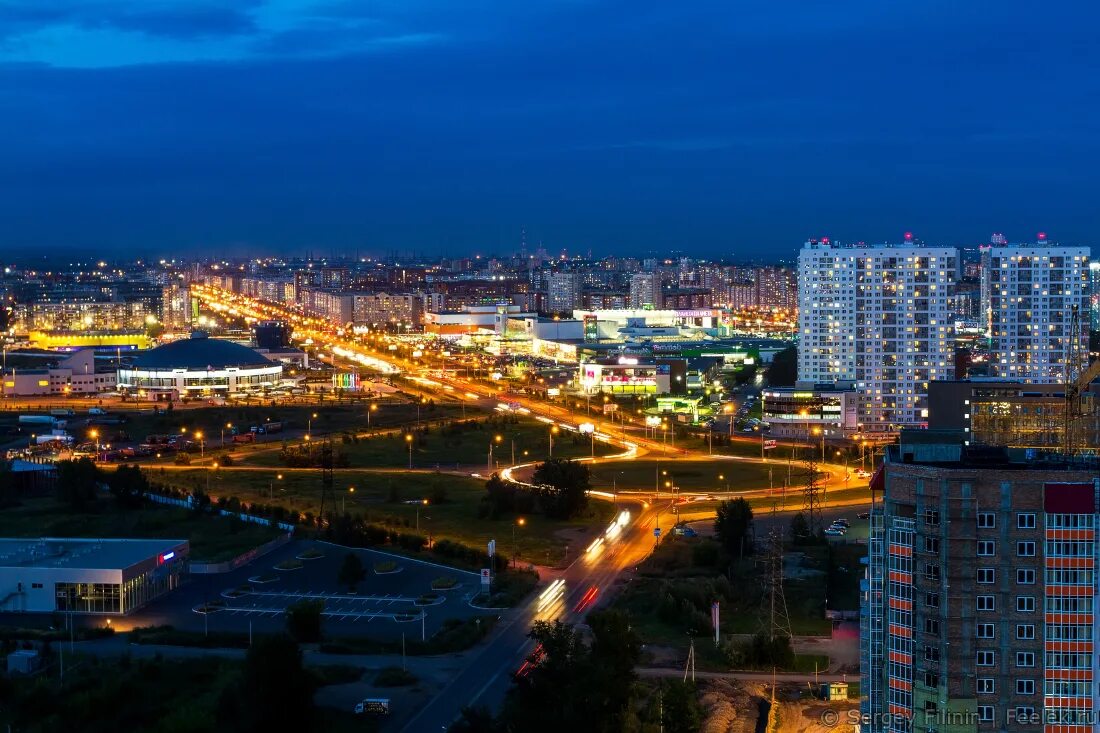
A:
116 332 283 399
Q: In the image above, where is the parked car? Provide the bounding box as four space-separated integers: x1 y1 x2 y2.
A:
857 512 870 520
824 527 846 537
832 518 850 528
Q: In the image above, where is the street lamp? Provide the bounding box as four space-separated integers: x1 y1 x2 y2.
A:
308 412 318 435
489 434 502 472
549 425 559 458
269 473 283 499
195 431 204 459
89 429 100 459
405 433 414 469
416 498 428 531
512 517 526 568
343 486 355 514
368 402 378 428
222 422 232 447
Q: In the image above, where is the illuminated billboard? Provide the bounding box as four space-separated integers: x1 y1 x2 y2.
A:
332 372 362 391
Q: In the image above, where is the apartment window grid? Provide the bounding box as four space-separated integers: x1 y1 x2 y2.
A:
1043 512 1096 729
985 248 1089 384
885 520 915 729
861 510 887 728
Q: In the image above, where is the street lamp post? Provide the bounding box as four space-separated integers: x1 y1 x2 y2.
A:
195 431 204 459
270 473 283 500
549 425 558 458
368 403 378 429
343 486 355 514
512 517 526 569
416 498 428 532
406 433 414 469
222 422 232 447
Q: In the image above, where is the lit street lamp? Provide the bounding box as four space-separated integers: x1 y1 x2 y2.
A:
512 517 526 568
269 473 283 500
194 431 205 459
405 433 414 469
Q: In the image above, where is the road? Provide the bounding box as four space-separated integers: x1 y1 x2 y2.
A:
399 496 663 732
192 285 873 729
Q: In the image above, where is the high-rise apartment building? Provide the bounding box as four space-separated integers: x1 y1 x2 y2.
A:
546 272 581 313
798 241 958 430
862 430 1099 733
629 273 660 309
981 240 1090 383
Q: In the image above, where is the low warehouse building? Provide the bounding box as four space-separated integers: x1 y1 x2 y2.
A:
0 538 188 615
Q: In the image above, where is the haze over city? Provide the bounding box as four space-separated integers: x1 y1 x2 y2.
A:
3 1 1099 257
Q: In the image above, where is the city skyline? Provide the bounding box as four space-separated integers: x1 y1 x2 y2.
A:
3 1 1099 256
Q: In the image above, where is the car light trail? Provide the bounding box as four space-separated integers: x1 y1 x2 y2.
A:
573 586 599 613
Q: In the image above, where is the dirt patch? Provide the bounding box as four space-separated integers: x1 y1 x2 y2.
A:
700 679 765 733
775 699 859 733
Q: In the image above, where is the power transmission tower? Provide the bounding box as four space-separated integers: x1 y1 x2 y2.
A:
758 502 792 643
684 637 696 682
317 438 335 526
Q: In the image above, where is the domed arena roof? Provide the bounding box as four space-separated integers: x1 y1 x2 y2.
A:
131 333 274 370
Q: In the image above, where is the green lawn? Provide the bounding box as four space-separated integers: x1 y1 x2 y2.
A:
0 497 282 562
236 415 621 469
150 466 609 565
119 400 466 447
613 534 842 668
587 459 809 493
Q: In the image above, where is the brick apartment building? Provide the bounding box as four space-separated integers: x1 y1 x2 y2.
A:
862 430 1099 733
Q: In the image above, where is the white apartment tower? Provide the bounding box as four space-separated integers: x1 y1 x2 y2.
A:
798 241 958 431
545 272 581 313
629 272 660 309
980 239 1090 383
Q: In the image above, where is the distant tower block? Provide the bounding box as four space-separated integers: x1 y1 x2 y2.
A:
990 232 1006 245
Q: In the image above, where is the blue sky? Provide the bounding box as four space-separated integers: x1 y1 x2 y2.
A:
1 1 1097 259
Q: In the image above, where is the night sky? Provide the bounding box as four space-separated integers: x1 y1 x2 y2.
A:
1 1 1098 259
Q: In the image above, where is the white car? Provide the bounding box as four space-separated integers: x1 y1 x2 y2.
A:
824 527 846 537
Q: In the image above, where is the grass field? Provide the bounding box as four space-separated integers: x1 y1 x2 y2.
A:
119 400 466 446
235 415 622 469
587 459 809 493
0 497 282 562
150 466 609 565
613 534 858 672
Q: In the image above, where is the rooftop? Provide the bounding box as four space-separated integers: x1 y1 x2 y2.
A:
0 538 185 570
130 332 274 370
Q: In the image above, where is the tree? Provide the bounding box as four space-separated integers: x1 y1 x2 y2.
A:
234 635 316 733
789 511 810 543
502 610 641 733
660 680 703 733
56 458 101 511
285 599 324 643
338 552 364 593
107 464 147 509
531 459 590 519
714 498 754 558
765 345 797 387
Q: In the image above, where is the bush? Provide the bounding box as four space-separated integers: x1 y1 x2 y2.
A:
374 560 398 573
286 599 324 643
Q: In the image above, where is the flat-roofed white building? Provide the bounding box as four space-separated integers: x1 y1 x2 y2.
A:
0 537 188 615
798 240 959 432
980 239 1090 383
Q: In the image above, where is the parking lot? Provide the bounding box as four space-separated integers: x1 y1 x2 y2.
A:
123 539 485 641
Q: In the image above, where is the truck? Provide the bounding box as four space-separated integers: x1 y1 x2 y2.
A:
50 409 75 417
232 432 255 444
353 699 390 715
18 415 56 426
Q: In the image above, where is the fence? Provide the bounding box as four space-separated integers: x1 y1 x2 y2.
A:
190 532 294 574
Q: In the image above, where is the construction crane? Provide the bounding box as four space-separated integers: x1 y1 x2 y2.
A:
1063 305 1100 456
